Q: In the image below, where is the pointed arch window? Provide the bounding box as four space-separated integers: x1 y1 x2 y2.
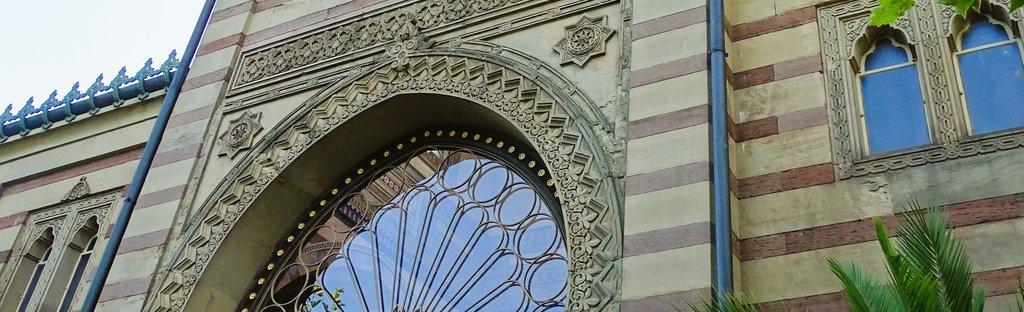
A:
19 247 51 312
4 230 55 312
857 37 931 154
55 219 99 312
955 15 1024 135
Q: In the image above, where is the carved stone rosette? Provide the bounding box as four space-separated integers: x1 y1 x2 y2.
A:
152 45 624 312
218 110 263 159
554 15 616 66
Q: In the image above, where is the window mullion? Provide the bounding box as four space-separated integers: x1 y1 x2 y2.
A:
919 35 966 147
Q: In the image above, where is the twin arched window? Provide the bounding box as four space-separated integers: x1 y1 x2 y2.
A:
857 13 1024 155
2 218 100 312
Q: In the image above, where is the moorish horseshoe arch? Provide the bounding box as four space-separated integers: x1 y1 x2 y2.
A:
150 42 624 312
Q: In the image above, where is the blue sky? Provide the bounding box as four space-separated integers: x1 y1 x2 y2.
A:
0 0 205 109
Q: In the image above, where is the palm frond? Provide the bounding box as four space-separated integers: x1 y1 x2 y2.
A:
895 204 982 311
830 205 988 312
683 290 795 312
829 258 904 312
685 291 761 312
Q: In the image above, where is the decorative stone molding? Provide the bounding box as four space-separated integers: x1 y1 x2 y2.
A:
555 15 616 66
232 0 551 89
62 177 91 202
152 45 624 312
817 0 1024 179
218 110 263 159
0 191 117 311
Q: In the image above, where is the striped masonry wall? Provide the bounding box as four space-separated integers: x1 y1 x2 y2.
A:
621 0 716 310
0 105 155 310
94 1 399 310
724 0 1024 310
93 0 256 309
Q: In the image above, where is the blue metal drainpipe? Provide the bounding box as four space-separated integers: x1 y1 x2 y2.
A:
79 0 218 310
708 0 734 296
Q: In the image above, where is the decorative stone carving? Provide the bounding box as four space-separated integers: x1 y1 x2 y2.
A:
62 177 91 202
554 15 616 66
218 110 263 158
382 35 434 72
152 46 623 312
233 0 544 88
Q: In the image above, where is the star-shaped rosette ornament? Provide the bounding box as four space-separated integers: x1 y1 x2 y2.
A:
554 15 616 66
218 110 264 158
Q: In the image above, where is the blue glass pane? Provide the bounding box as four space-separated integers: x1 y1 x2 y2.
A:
865 39 911 71
861 65 930 153
959 43 1024 134
962 19 1011 50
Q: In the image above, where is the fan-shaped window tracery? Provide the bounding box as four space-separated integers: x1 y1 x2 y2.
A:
249 130 567 312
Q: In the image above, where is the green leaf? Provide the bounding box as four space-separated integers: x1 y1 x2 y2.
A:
895 205 982 311
1012 0 1023 12
870 0 915 25
829 259 904 312
935 0 977 16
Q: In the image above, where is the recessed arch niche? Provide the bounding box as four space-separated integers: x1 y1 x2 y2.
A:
151 48 624 312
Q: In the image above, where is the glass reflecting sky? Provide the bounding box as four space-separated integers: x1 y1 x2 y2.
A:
266 150 567 312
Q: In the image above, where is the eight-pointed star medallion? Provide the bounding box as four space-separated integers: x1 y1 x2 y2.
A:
218 110 263 159
554 15 616 66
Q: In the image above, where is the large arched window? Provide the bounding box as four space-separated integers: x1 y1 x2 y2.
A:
955 15 1024 135
857 37 931 154
244 129 567 312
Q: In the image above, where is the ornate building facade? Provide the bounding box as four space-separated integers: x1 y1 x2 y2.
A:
0 0 1021 311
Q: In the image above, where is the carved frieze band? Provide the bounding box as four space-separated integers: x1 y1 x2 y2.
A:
226 0 621 97
232 0 551 90
819 0 1024 179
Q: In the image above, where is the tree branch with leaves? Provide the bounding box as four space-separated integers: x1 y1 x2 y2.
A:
871 0 1023 25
